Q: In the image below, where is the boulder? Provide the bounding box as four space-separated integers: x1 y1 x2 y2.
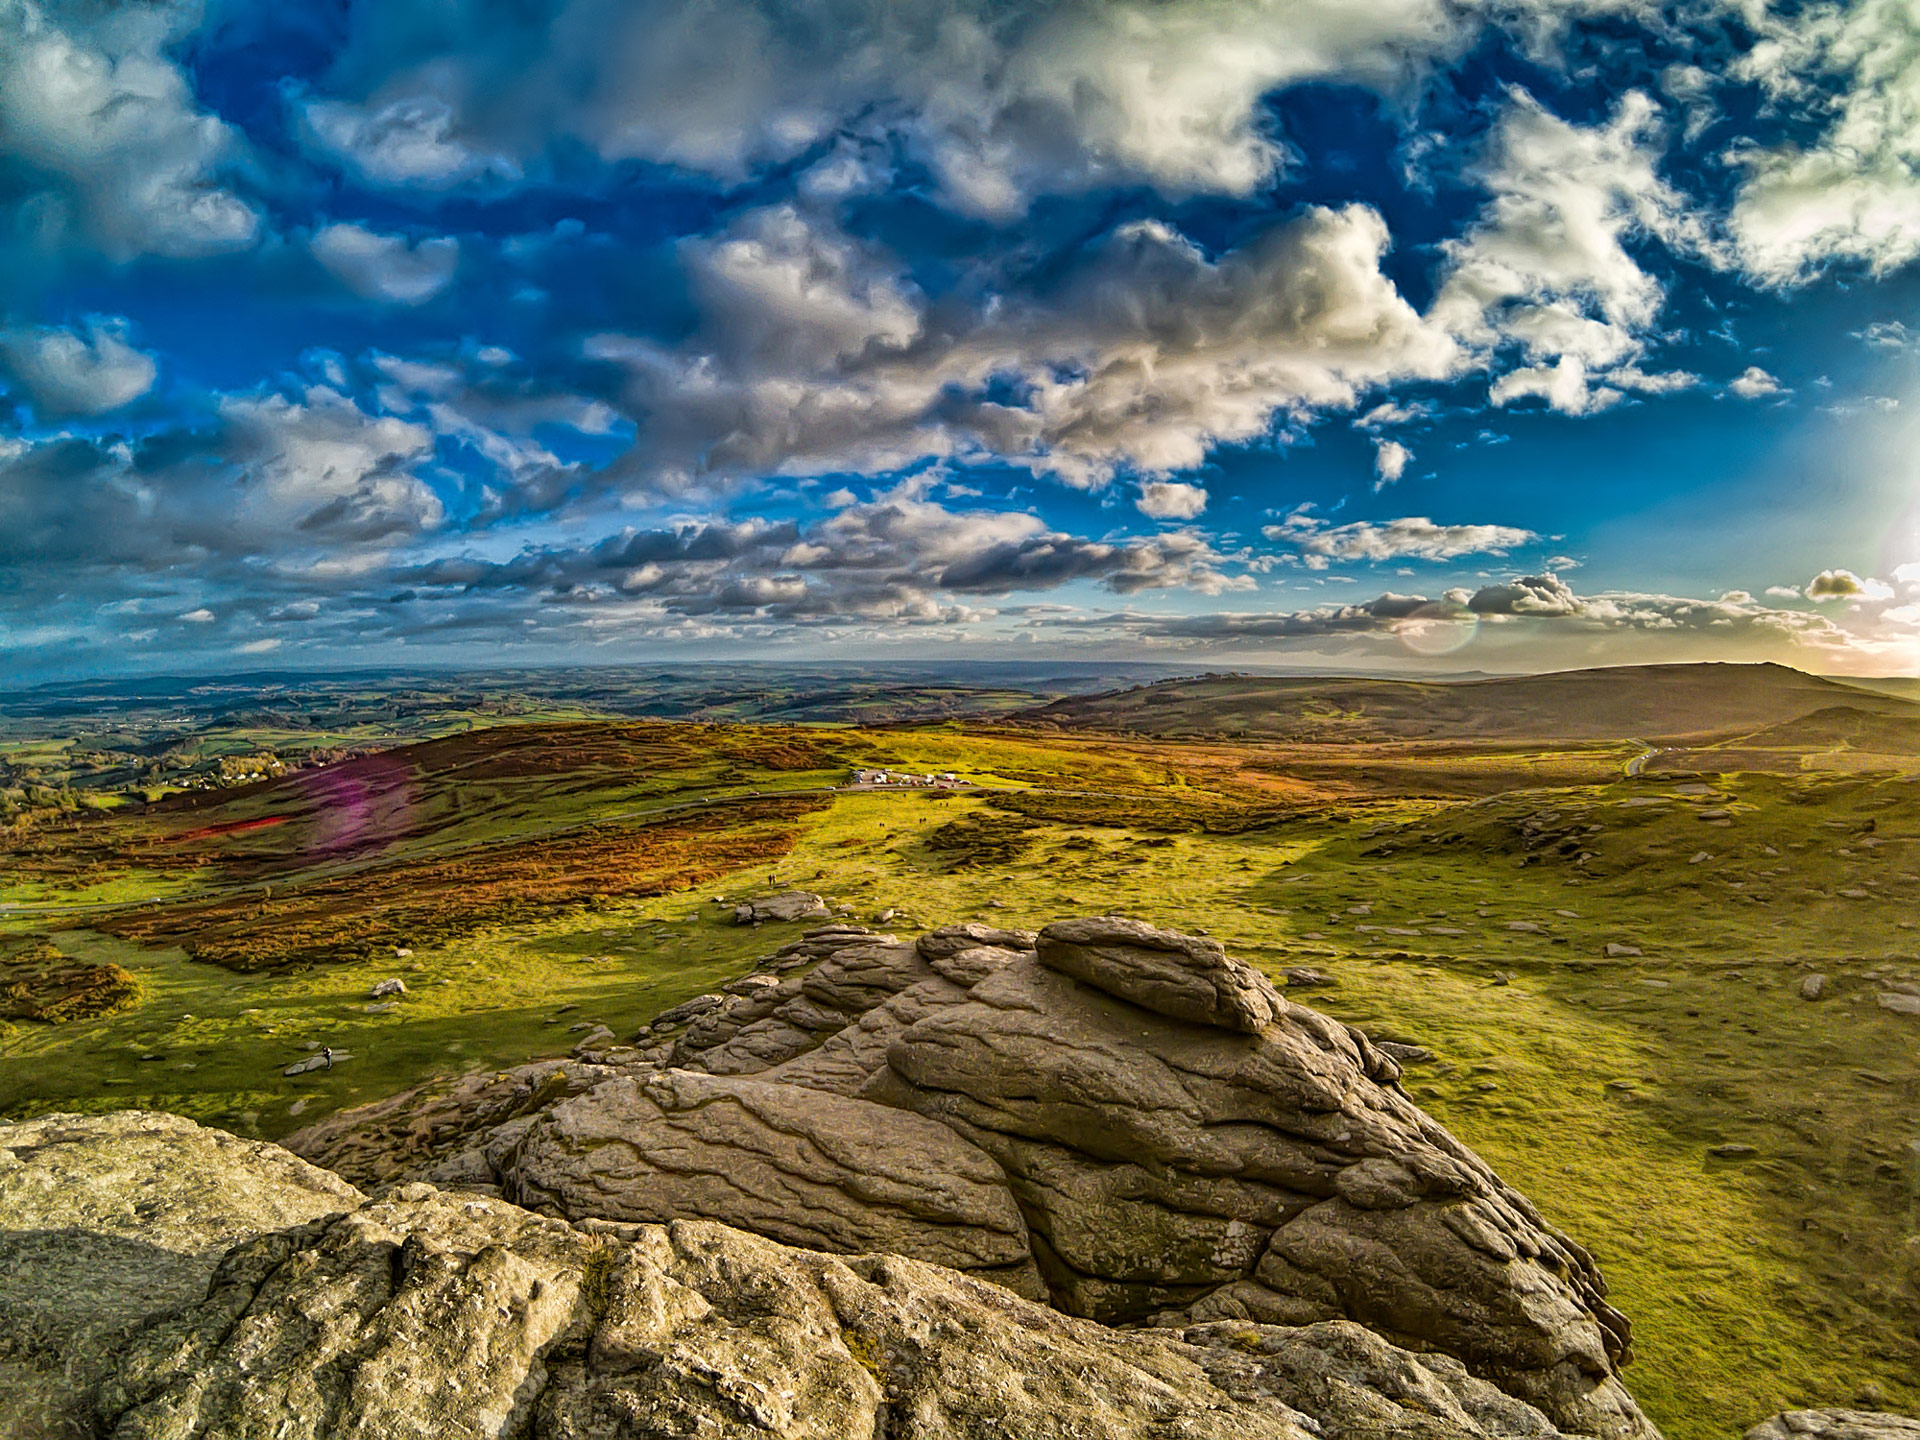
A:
732 890 830 924
1037 916 1286 1032
20 1118 1605 1440
1800 974 1827 1000
369 977 407 998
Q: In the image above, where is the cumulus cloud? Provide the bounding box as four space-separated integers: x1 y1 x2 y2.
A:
213 389 441 545
1433 89 1711 414
1137 482 1208 520
589 202 1461 495
0 0 259 260
1263 512 1537 567
1373 438 1411 489
311 224 460 305
0 317 156 415
1729 365 1786 400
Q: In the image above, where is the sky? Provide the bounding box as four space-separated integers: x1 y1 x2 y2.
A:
7 0 1920 682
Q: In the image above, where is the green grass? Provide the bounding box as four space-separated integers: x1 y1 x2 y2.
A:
0 900 780 1142
2 726 1917 1437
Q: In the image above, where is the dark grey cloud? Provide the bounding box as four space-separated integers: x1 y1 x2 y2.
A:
401 483 1245 627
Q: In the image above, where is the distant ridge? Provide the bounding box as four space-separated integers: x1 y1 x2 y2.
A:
1012 661 1920 743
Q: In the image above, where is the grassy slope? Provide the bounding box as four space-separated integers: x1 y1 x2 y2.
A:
1021 661 1920 745
2 717 1917 1435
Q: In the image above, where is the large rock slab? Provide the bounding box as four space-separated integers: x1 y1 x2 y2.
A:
15 1111 1597 1440
0 1111 362 1440
1038 916 1287 1032
498 1068 1045 1295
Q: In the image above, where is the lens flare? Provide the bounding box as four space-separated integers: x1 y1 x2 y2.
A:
301 757 419 859
1395 603 1479 656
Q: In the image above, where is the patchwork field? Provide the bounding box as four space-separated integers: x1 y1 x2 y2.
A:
2 664 1918 1439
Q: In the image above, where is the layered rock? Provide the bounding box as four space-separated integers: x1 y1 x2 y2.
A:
12 1111 1596 1440
499 1068 1046 1297
287 915 1656 1440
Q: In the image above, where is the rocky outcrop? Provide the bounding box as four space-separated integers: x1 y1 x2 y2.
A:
1749 1416 1920 1440
0 1110 362 1439
287 915 1656 1440
12 1111 1597 1440
732 889 830 924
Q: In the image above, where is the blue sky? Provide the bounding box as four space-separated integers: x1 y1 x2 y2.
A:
7 0 1920 681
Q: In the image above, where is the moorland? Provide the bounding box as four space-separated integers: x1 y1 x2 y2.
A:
2 659 1918 1438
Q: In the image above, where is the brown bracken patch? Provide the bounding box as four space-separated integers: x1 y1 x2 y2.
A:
102 796 828 973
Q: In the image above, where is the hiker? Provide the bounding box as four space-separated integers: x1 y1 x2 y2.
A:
322 1046 333 1070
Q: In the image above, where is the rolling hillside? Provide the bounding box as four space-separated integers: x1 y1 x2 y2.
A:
1014 662 1920 743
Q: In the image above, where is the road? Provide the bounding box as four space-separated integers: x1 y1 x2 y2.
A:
1623 741 1659 777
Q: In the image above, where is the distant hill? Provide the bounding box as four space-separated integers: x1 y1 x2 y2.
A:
1011 662 1920 744
1738 704 1920 755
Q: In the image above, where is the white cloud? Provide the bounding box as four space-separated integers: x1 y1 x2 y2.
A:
178 607 214 623
1765 584 1802 599
1856 320 1914 350
0 317 156 414
1729 365 1785 400
408 480 1250 626
1373 438 1411 489
1077 572 1892 667
0 0 259 260
1490 357 1621 415
1355 400 1432 428
1731 0 1920 284
1433 88 1711 415
311 224 460 305
1263 512 1537 565
1137 481 1208 519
